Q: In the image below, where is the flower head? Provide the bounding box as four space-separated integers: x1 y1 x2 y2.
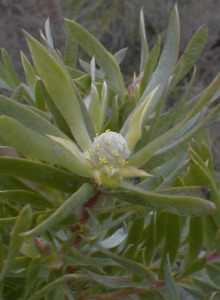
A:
88 130 150 188
90 131 130 169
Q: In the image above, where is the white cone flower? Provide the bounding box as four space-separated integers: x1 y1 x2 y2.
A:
90 131 130 168
88 130 150 188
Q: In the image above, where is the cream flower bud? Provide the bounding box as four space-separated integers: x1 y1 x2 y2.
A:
90 131 130 169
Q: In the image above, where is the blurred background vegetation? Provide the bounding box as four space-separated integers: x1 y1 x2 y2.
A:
1 0 219 82
0 0 220 172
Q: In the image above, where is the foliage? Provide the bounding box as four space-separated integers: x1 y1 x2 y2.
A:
0 5 220 300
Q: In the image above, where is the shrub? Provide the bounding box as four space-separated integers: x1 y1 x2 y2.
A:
0 5 220 300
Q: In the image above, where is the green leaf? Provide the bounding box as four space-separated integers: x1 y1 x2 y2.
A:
34 79 73 139
0 157 81 193
206 264 220 286
64 29 78 68
65 18 126 99
25 32 92 151
44 18 54 48
0 205 32 281
118 182 216 216
139 8 149 73
121 5 180 136
160 213 181 270
27 274 85 300
86 271 151 289
140 36 161 96
85 84 102 132
21 183 95 238
24 257 42 297
0 116 92 177
204 216 218 251
129 110 202 167
0 190 53 209
164 255 180 299
21 52 37 96
184 153 220 227
124 86 159 149
114 48 127 65
96 246 157 283
0 173 33 191
143 214 156 265
178 257 206 279
169 24 208 91
67 247 103 273
124 215 145 257
140 4 180 104
185 217 204 265
0 95 67 139
99 226 127 249
1 49 20 88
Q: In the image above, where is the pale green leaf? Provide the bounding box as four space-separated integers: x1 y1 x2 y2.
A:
1 49 20 88
25 32 92 150
118 182 216 216
140 36 161 96
0 157 80 193
0 94 67 138
0 116 92 177
65 18 126 99
169 24 208 91
184 154 220 227
45 18 54 48
21 52 37 95
99 226 127 249
121 5 180 135
114 48 127 65
139 8 149 73
124 85 159 149
0 190 53 209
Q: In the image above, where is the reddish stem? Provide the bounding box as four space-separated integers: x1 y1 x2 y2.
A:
70 190 102 248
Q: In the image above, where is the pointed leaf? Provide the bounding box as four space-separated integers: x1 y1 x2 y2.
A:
25 32 92 150
64 30 78 68
121 5 180 135
96 246 157 283
0 116 92 177
184 154 220 227
114 48 127 65
124 86 159 149
0 205 32 281
0 95 67 138
186 217 204 265
21 52 37 96
139 8 149 73
99 226 127 249
164 255 180 300
21 183 95 238
161 213 181 267
118 182 216 216
44 18 54 48
206 264 220 286
0 157 81 193
0 190 53 209
65 18 126 98
1 49 20 87
169 24 208 91
140 36 161 95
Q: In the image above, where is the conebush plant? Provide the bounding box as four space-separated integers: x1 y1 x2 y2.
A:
1 5 220 300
